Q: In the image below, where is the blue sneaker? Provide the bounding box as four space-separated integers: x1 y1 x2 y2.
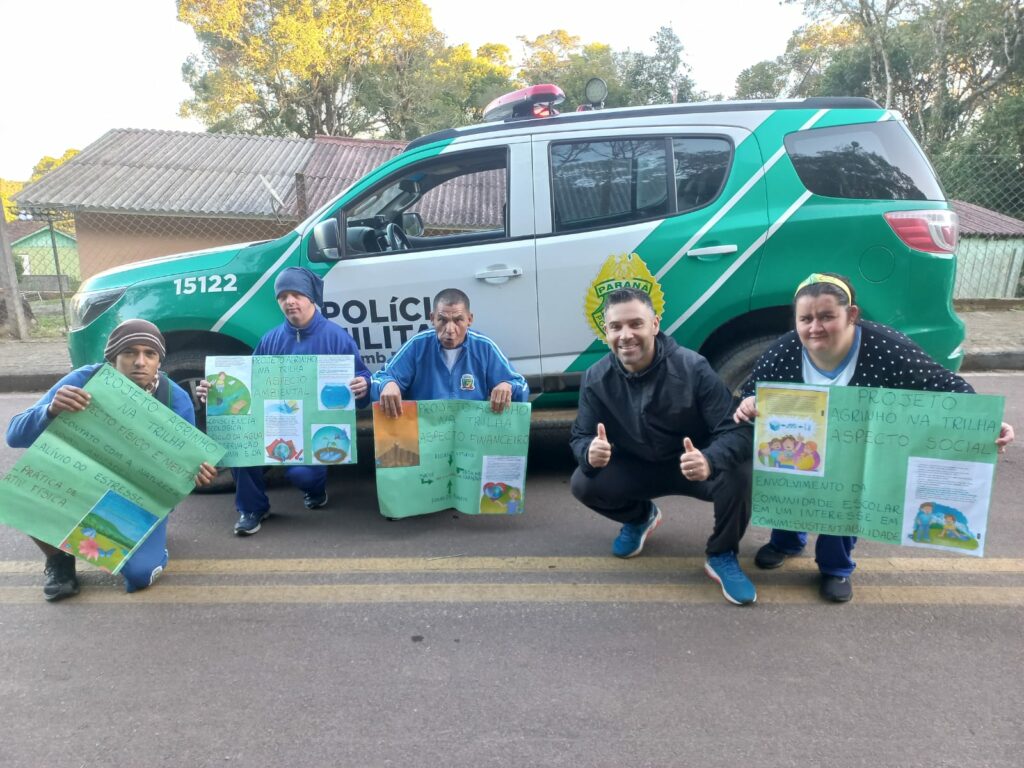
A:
704 552 757 605
612 504 662 558
303 490 328 510
234 509 268 536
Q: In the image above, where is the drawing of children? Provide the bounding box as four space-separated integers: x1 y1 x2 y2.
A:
912 502 934 542
941 513 971 541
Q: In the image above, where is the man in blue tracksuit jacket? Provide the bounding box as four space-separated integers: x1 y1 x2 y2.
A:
5 319 217 601
218 267 372 536
370 287 528 417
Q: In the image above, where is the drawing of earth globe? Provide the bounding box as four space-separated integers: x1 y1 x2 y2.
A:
320 383 352 409
206 374 252 416
313 426 351 464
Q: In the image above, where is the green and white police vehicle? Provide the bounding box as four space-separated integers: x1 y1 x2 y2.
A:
68 84 963 408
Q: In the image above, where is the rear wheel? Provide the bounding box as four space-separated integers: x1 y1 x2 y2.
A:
163 350 235 494
709 335 779 397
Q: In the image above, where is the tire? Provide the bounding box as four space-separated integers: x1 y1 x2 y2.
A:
710 335 779 397
162 350 236 494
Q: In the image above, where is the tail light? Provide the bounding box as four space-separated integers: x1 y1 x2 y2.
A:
883 210 959 254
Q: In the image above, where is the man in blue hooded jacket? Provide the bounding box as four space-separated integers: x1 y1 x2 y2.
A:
371 288 527 417
205 267 372 536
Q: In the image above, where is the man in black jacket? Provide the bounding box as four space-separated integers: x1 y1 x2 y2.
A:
569 287 756 605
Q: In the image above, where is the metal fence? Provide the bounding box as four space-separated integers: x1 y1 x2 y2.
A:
933 153 1024 299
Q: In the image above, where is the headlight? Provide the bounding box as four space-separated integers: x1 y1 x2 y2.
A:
69 287 126 330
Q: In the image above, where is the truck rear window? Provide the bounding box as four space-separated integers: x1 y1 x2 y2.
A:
785 121 944 201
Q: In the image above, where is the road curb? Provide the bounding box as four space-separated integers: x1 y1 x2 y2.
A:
961 350 1024 372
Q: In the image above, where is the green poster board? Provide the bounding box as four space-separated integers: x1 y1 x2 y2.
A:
0 365 225 573
206 355 359 467
373 400 532 519
752 383 1004 556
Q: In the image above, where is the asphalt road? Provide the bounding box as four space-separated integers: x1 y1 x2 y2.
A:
0 374 1021 768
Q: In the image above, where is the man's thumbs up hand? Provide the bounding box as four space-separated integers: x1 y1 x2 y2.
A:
588 422 612 468
679 436 710 482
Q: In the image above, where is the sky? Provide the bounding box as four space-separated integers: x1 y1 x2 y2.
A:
0 0 807 181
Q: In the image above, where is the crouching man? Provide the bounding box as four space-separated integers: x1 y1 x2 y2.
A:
569 288 756 605
5 319 216 601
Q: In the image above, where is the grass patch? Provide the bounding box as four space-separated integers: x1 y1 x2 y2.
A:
30 314 68 339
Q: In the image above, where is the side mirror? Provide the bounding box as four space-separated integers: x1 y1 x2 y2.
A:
312 219 340 260
401 211 425 237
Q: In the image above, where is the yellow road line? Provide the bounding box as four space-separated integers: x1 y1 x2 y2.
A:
0 583 1021 605
2 556 1023 575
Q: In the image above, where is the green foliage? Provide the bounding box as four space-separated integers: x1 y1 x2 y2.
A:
735 60 790 100
30 149 79 183
1 178 23 222
178 5 700 139
618 27 698 104
518 26 696 110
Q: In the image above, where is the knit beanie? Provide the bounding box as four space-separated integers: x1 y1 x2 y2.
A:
274 267 324 310
103 319 167 362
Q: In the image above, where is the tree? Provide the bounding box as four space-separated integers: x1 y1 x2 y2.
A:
519 26 696 110
735 60 790 99
178 0 438 137
30 149 79 183
358 40 515 139
1 149 79 231
618 27 698 104
1 179 23 223
792 0 914 106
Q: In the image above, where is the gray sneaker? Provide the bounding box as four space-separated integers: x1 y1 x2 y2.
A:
43 552 80 602
234 509 269 536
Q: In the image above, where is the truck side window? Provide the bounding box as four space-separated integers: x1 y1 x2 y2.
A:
340 148 509 255
550 139 669 233
407 166 506 238
673 137 731 212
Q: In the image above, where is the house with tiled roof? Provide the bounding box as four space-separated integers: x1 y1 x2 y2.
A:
950 200 1024 298
6 219 79 292
13 129 406 278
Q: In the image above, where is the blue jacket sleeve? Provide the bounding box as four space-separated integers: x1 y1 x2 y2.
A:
370 336 421 401
169 381 197 426
5 367 96 448
476 334 528 401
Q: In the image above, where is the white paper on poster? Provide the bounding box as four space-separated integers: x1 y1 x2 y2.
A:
901 456 994 557
317 355 356 411
263 400 305 464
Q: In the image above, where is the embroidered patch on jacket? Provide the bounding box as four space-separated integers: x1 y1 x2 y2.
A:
460 373 476 391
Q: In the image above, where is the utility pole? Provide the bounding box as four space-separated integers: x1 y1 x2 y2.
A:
0 213 30 340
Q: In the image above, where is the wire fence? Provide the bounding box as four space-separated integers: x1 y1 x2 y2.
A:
5 156 1024 338
932 153 1024 300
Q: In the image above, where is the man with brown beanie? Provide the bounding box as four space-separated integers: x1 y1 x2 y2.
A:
5 319 217 601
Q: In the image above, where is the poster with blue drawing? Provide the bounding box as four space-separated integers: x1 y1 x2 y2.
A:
901 456 994 557
206 355 358 467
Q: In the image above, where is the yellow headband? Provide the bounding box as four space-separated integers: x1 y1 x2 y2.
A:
795 273 852 304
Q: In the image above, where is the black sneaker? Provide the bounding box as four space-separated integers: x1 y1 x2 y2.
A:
43 552 80 602
303 490 328 510
754 543 800 570
820 575 853 603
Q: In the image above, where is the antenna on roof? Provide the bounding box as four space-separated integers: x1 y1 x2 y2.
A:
258 174 286 222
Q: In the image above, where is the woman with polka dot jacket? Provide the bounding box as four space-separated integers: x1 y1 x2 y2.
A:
733 273 1015 603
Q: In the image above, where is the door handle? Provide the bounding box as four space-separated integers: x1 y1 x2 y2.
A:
685 244 738 257
475 266 523 279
